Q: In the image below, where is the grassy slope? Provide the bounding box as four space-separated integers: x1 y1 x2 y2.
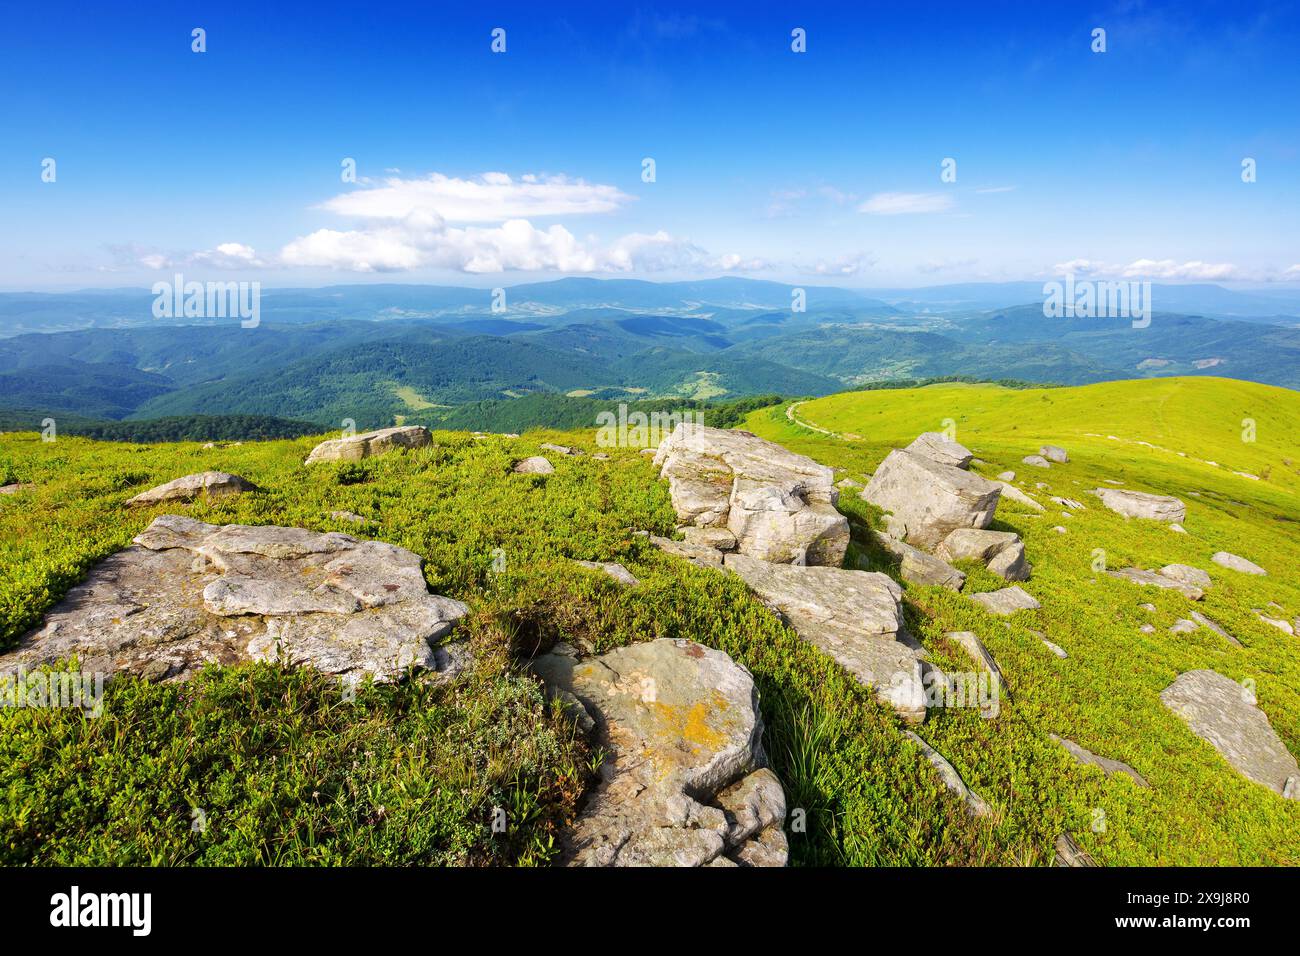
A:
744 376 1300 865
0 428 987 866
1 375 1296 865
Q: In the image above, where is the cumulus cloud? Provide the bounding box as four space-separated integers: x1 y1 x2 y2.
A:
122 241 267 271
858 192 954 215
318 172 632 222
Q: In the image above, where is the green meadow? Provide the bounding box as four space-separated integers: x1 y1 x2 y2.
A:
1 376 1297 865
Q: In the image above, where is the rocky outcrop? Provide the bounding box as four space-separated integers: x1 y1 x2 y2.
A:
513 456 555 475
1051 734 1149 787
1 515 468 686
529 638 787 866
970 586 1040 616
1211 551 1267 576
1094 488 1186 523
654 424 848 566
904 432 973 469
125 471 257 506
723 554 925 723
861 449 1001 550
872 532 966 591
650 535 724 568
1161 670 1299 798
305 425 431 464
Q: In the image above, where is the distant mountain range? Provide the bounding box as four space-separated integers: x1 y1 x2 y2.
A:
0 277 1297 431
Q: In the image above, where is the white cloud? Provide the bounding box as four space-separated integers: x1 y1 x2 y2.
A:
1050 258 1239 280
127 241 267 270
319 172 632 222
858 192 954 215
805 253 873 276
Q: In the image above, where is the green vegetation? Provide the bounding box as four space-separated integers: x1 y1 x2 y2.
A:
1 376 1297 865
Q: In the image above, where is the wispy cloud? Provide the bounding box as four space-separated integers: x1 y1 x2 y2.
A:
858 192 954 215
1052 257 1240 280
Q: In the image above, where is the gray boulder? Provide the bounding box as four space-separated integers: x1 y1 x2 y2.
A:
995 481 1045 512
1159 564 1212 590
872 532 966 591
126 471 257 506
1051 734 1149 787
904 731 991 817
936 528 1030 582
573 561 640 586
529 638 787 865
305 425 430 464
513 456 555 475
650 535 724 568
970 586 1040 616
862 449 1001 550
1 514 468 686
1095 488 1186 523
904 432 974 469
1022 455 1051 469
1161 670 1300 798
1040 445 1069 463
1211 551 1267 576
1107 567 1204 600
723 554 925 723
654 424 848 566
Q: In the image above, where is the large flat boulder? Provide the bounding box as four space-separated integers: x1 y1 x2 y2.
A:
904 432 973 469
125 471 257 506
1161 670 1299 798
305 425 431 464
654 424 847 566
1107 567 1204 600
861 449 1001 550
724 553 924 722
970 585 1041 616
1 515 468 686
529 638 785 866
1095 488 1186 523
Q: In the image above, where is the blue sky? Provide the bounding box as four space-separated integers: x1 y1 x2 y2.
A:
2 0 1297 289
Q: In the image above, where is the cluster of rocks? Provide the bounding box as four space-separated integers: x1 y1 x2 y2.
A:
1 514 469 686
648 424 920 722
859 433 1033 592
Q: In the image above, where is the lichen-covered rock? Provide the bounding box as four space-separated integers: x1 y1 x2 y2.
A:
125 471 257 506
1 514 468 686
1161 670 1300 798
653 424 847 566
1095 488 1186 523
304 425 430 464
723 553 924 722
861 449 1001 550
529 638 786 866
904 432 974 470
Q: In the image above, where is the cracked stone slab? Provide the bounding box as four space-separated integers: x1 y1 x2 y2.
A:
1161 669 1299 798
723 553 924 723
1 514 468 686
